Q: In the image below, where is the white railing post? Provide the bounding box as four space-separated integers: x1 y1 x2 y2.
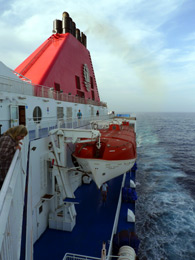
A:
101 242 106 260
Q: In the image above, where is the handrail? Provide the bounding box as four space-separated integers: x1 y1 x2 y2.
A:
63 252 119 260
0 75 33 95
0 140 28 259
0 74 107 107
63 252 101 260
26 113 114 140
0 149 20 212
0 149 20 254
13 71 32 83
107 173 126 259
35 84 107 107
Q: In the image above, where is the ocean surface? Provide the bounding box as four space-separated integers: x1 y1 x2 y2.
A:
135 112 195 260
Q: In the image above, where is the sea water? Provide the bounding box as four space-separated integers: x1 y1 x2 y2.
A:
135 113 195 260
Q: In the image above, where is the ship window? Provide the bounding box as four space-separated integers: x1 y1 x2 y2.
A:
75 76 81 89
11 106 19 120
90 77 94 89
54 82 61 92
66 107 72 122
77 90 85 98
57 107 64 119
33 106 42 123
91 90 95 100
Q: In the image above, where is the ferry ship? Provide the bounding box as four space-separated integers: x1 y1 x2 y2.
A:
0 12 139 260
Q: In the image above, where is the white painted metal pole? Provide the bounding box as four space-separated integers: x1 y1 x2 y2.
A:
101 242 106 260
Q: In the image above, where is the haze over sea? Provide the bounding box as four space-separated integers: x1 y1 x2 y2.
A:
135 112 195 260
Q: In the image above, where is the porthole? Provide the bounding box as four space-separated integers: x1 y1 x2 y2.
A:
33 106 42 123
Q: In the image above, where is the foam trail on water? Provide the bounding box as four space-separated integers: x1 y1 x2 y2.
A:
136 115 195 260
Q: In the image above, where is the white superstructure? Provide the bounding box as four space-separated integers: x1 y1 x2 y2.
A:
0 61 111 260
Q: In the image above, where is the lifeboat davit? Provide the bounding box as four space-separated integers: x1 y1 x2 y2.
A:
72 118 136 188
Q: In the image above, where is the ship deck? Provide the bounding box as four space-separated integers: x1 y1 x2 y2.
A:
34 171 135 260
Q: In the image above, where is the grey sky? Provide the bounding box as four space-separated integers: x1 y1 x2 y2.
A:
0 0 195 112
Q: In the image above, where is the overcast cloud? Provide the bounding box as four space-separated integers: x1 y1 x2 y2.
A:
0 0 195 112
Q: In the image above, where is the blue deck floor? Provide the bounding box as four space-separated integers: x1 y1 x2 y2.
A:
34 175 123 260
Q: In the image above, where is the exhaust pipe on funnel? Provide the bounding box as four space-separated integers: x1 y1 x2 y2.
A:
76 28 81 42
52 11 87 47
62 11 71 33
72 21 76 37
81 32 87 47
53 19 62 34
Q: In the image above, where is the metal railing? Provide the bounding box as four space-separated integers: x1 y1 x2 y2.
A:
106 174 126 259
0 75 33 95
63 252 119 260
0 138 28 260
35 84 107 107
26 114 114 140
0 74 107 107
63 253 101 260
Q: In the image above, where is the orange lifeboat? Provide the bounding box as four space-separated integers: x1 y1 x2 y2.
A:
72 118 136 188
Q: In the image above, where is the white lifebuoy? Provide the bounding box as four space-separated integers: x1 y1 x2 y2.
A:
118 246 136 260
